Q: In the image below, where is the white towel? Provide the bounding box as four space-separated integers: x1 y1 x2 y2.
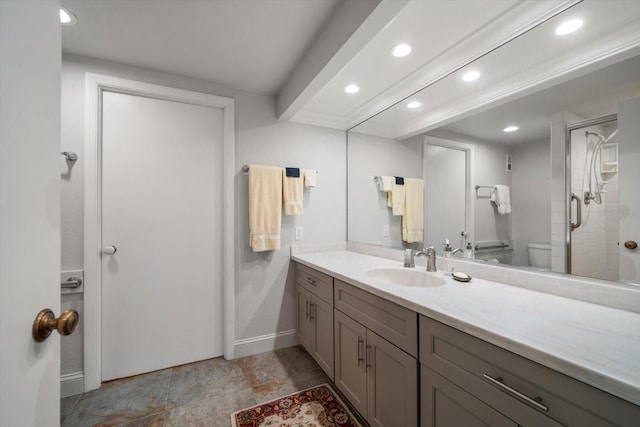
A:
378 176 393 192
248 165 282 251
402 178 424 243
302 169 317 188
490 185 511 214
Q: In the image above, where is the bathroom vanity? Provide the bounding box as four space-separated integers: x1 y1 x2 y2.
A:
292 249 640 427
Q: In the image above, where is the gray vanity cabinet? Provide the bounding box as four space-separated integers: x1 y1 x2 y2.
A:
295 263 334 380
334 280 418 427
419 315 640 427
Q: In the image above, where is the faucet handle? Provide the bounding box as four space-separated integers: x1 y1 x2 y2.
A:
442 239 452 251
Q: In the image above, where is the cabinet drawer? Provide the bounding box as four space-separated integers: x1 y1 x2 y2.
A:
295 263 333 304
420 316 640 426
335 279 417 357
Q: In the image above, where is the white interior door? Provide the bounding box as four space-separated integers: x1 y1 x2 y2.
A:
618 97 640 284
425 142 468 250
0 1 61 424
101 91 224 381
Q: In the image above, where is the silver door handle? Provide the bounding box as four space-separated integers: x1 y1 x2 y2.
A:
103 245 117 255
570 193 582 230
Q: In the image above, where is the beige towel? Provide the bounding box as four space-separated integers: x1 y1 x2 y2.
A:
283 169 303 215
249 165 282 252
402 178 424 243
390 181 405 215
302 169 317 188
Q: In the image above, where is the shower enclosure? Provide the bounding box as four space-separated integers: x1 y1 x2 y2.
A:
567 114 619 282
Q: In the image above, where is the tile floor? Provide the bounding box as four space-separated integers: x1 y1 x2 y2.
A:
60 346 333 427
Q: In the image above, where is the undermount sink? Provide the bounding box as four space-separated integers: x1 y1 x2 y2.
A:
366 268 447 287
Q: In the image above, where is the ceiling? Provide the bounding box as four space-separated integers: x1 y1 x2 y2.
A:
61 0 617 131
434 54 640 145
351 0 640 142
61 0 342 95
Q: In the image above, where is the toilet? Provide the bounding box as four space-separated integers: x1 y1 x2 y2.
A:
527 243 551 270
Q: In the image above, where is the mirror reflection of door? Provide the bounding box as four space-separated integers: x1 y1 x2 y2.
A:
424 138 470 252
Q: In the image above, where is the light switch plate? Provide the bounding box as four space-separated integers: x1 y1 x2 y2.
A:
295 226 303 240
382 225 390 237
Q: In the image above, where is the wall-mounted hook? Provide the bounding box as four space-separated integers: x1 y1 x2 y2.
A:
61 151 78 162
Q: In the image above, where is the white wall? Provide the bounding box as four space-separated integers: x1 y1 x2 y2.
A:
347 132 422 248
61 54 346 379
473 139 512 245
511 139 551 266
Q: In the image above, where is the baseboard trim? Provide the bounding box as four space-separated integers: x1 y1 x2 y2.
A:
61 371 84 398
233 329 298 358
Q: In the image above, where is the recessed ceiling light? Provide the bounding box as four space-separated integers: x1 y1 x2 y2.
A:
60 7 77 25
555 19 583 36
462 70 481 82
391 43 412 58
345 84 360 94
503 126 519 132
407 101 421 109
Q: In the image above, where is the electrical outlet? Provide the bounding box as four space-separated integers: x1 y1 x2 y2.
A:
295 226 303 240
382 225 390 237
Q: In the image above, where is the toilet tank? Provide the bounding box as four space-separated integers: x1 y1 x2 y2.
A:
527 243 551 269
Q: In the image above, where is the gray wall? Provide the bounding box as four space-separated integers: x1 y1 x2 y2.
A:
61 54 346 377
511 139 551 266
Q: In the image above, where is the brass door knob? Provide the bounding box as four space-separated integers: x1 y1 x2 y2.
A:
624 241 638 250
32 309 79 342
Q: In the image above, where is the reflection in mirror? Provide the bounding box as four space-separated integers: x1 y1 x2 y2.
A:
347 1 640 285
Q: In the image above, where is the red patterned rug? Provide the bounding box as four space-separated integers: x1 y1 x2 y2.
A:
231 383 363 427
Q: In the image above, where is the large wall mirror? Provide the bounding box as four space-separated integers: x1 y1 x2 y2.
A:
347 0 640 286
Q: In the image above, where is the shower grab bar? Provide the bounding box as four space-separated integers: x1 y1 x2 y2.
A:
474 243 510 251
571 193 582 230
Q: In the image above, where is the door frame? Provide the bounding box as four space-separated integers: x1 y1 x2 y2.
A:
83 73 235 391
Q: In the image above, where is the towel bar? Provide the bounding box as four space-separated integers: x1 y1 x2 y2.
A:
242 165 318 174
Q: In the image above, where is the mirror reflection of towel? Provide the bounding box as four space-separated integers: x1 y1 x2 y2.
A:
403 178 424 243
490 185 511 214
389 181 405 215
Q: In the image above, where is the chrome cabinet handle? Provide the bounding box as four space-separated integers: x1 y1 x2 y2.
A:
309 302 315 320
483 374 548 412
570 193 582 231
305 277 316 285
357 338 364 366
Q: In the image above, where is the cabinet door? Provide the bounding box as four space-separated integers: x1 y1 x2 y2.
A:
366 330 418 427
297 285 314 352
422 366 517 427
311 296 334 380
335 310 368 416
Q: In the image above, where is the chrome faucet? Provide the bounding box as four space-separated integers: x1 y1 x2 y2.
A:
443 239 463 259
416 246 437 272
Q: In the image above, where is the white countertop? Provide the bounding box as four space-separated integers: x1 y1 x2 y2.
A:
292 250 640 406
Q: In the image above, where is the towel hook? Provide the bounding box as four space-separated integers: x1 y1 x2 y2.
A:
61 151 78 162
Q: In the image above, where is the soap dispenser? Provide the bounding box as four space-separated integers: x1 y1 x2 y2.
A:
464 242 474 259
